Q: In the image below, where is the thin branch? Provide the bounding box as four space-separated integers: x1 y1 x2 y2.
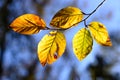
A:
55 0 106 29
69 0 106 28
26 0 106 31
83 0 106 21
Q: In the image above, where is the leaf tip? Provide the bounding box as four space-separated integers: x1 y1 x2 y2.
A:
102 37 112 46
79 55 87 61
41 62 46 67
107 37 112 46
79 58 84 61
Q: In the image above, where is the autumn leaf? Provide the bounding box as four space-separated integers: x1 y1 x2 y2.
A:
73 28 93 61
88 22 112 46
10 14 46 35
37 31 66 66
50 6 84 29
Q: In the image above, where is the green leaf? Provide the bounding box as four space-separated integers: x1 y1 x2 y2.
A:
73 28 93 61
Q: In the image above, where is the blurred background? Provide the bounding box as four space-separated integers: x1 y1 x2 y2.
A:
0 0 120 80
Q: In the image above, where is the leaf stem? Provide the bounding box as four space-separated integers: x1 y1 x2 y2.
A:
84 20 88 28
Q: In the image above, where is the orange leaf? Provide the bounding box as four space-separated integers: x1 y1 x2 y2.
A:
10 14 46 35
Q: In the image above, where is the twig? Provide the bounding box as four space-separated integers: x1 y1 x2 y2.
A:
83 0 106 21
54 0 106 29
82 0 106 28
27 0 106 30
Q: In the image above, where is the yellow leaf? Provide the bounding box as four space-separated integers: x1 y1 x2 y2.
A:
37 31 66 66
73 28 93 61
88 22 112 46
50 6 84 29
10 14 46 35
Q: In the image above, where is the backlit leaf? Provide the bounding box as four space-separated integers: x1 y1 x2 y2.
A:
73 28 93 61
50 6 84 29
37 31 66 66
10 14 46 35
88 22 112 46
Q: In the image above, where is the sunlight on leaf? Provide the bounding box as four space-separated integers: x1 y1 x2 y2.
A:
10 14 46 35
37 31 66 66
50 6 84 29
73 28 93 61
88 22 112 46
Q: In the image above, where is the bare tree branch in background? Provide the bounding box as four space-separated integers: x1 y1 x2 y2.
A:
0 0 12 78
